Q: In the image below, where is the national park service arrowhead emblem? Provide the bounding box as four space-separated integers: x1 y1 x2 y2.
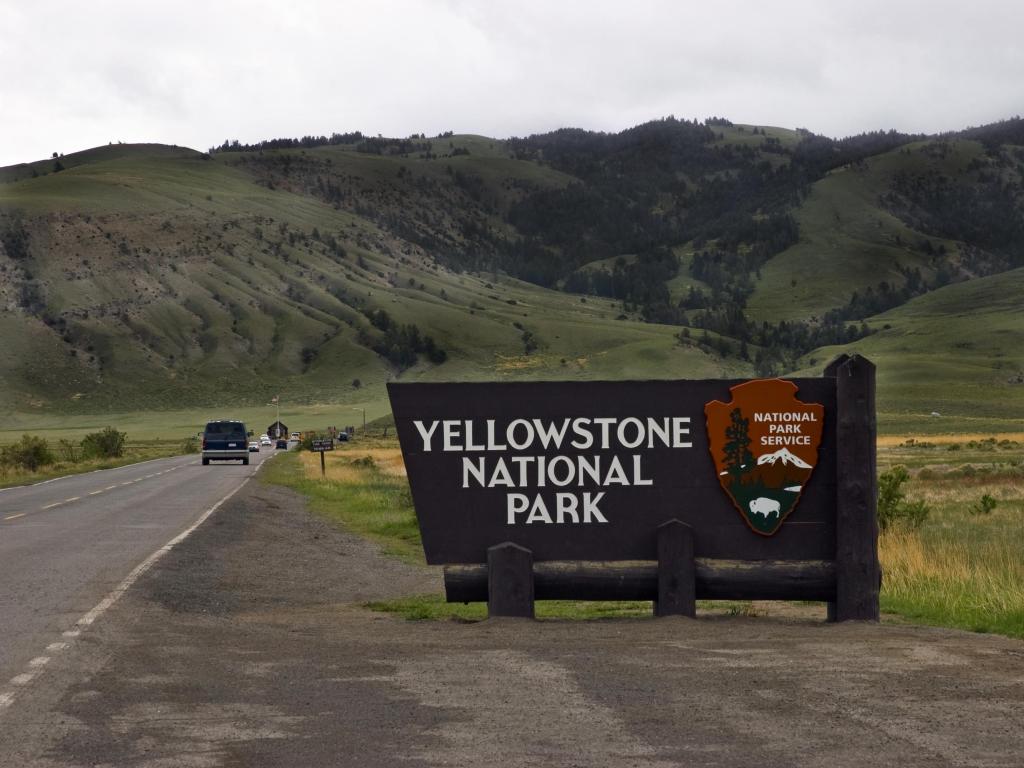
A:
704 379 824 536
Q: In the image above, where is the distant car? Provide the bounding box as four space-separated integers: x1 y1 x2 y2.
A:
275 439 288 449
290 432 301 439
248 441 260 452
202 420 250 466
260 437 273 446
336 432 349 442
259 434 270 442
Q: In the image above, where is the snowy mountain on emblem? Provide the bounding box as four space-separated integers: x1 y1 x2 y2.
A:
756 447 812 469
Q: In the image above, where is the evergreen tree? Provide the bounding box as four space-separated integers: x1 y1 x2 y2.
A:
723 407 754 480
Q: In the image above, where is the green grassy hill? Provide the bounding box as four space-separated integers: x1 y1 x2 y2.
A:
2 118 1022 437
0 137 743 420
748 138 991 321
798 267 1024 433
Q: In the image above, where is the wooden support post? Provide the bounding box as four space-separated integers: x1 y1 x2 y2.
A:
823 353 851 378
654 519 696 617
487 542 534 618
823 353 850 622
320 450 326 478
444 558 836 603
833 355 881 621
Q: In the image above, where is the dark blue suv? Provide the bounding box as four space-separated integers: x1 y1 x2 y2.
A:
201 420 250 465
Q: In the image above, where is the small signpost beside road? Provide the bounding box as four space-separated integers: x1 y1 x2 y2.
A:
388 354 880 621
311 437 334 478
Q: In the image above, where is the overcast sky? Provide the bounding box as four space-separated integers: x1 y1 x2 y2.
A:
2 0 1022 166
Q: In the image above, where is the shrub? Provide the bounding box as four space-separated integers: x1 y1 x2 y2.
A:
57 438 81 463
878 465 930 530
1 434 55 471
181 436 199 454
971 494 998 516
81 426 126 459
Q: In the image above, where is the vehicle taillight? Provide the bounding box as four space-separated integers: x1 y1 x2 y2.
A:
201 437 207 450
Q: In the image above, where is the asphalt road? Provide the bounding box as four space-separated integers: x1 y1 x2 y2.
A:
0 447 278 689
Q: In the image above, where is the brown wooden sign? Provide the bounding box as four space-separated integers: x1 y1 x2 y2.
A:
387 355 879 621
388 378 837 564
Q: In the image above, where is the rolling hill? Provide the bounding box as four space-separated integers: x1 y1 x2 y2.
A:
1 117 1022 435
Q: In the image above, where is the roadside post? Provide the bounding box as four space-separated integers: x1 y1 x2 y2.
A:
388 355 880 620
311 437 335 478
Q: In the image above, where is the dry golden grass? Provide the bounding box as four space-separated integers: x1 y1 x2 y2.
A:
877 432 1024 447
880 529 1024 622
298 447 406 482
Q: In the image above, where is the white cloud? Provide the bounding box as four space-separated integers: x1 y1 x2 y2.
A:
1 0 1022 166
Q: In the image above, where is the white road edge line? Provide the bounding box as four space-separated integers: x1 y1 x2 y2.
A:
0 463 261 716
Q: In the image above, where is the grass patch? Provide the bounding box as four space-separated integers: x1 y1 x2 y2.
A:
877 440 1024 639
880 530 1024 638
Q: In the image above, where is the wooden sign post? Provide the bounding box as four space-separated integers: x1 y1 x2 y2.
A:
388 355 880 620
311 437 335 478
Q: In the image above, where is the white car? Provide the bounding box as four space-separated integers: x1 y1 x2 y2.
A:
248 441 260 453
260 437 273 446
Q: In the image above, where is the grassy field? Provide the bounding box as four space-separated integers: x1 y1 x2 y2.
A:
261 434 1024 636
877 438 1024 637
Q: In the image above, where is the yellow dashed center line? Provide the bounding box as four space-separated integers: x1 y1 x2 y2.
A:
64 497 80 503
42 502 62 510
3 513 26 521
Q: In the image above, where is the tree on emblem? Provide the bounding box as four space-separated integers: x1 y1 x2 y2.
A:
723 407 753 481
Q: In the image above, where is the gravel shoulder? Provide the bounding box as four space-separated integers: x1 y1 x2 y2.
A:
3 478 1024 767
